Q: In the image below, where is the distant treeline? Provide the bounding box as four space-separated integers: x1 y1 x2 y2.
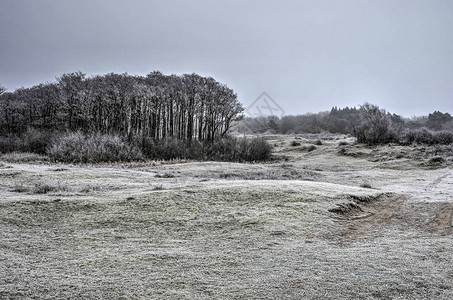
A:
233 104 453 145
234 106 452 135
0 72 243 141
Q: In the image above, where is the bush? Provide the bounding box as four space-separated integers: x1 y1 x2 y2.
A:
141 137 183 160
48 132 143 163
205 136 272 162
206 137 238 161
401 128 453 145
22 128 54 154
434 131 453 145
0 128 54 154
413 128 434 144
0 135 19 153
428 156 445 165
140 137 205 160
290 140 301 146
242 136 272 161
140 136 272 162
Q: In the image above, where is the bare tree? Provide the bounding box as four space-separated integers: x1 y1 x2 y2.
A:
354 103 399 144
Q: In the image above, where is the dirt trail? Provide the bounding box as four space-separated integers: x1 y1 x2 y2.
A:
336 194 407 240
336 191 452 240
431 203 453 235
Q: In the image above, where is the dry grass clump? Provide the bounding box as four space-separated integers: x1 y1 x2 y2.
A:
33 181 69 194
10 180 69 194
10 183 30 193
33 183 58 194
152 184 164 190
155 173 176 178
360 182 373 189
306 145 317 152
313 139 323 146
328 202 362 214
78 184 103 193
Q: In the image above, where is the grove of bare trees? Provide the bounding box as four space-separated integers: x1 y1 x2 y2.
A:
0 72 244 142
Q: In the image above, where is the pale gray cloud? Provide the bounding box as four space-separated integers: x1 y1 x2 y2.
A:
1 0 452 116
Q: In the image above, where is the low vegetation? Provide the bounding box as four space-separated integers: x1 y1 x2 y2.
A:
48 132 144 163
44 132 271 163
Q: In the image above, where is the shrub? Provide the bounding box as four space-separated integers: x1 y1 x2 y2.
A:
434 131 453 145
22 128 54 154
428 156 444 165
142 138 186 159
140 137 205 160
47 132 271 163
0 128 54 154
48 132 143 163
242 137 272 161
0 135 19 153
140 136 272 162
413 128 434 144
401 128 453 145
206 137 238 161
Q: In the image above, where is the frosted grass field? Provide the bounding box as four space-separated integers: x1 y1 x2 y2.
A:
1 135 452 299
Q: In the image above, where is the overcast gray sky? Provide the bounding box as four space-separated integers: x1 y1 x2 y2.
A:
1 0 452 117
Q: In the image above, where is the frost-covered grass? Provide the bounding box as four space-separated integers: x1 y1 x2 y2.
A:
0 135 452 299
